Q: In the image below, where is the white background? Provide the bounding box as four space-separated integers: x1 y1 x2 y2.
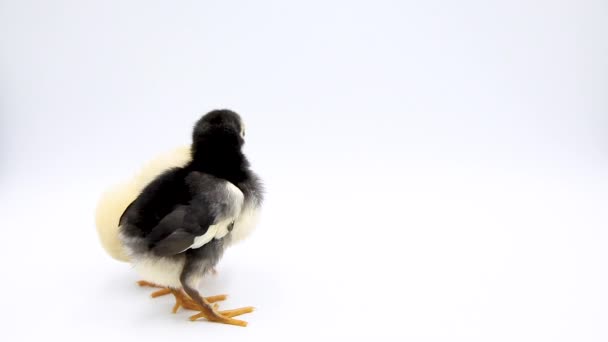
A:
1 0 607 341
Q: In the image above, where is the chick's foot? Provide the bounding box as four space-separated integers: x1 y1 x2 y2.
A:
188 296 255 327
170 289 227 313
137 280 227 312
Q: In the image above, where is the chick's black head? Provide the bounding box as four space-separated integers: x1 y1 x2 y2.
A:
190 109 250 181
193 109 245 146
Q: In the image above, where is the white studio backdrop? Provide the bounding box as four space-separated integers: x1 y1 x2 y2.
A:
0 1 607 341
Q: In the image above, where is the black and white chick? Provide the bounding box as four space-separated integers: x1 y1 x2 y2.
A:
118 109 263 327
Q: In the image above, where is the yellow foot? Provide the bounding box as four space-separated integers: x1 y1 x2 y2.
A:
188 297 255 327
137 281 227 313
170 289 227 313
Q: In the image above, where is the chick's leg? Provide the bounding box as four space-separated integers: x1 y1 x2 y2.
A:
182 283 254 327
169 289 227 313
184 287 254 327
171 290 251 318
137 280 226 312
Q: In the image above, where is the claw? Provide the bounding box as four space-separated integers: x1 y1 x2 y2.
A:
220 307 255 318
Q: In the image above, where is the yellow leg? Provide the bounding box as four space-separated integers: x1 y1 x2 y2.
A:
138 281 227 312
170 289 229 313
137 280 253 325
188 296 255 327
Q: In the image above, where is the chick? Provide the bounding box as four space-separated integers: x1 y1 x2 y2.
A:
118 109 263 326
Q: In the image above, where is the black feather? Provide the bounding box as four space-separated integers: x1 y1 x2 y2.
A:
119 109 262 255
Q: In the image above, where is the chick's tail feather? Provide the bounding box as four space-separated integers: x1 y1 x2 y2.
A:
95 145 193 262
95 181 136 262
